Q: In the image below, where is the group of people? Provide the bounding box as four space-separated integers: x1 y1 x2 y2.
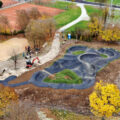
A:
24 46 40 68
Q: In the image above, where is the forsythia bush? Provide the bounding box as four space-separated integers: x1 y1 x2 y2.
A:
101 28 120 42
88 17 103 37
89 81 120 118
0 86 18 117
88 17 120 42
0 25 11 34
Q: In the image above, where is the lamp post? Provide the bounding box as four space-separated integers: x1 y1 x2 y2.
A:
109 0 113 16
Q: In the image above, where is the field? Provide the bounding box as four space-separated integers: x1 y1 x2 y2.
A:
36 1 82 29
66 5 103 32
0 3 64 30
52 1 81 28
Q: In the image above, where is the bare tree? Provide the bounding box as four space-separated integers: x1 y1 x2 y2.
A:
16 9 29 31
25 18 56 49
0 15 10 34
10 49 19 70
16 8 42 32
46 18 56 37
27 7 41 20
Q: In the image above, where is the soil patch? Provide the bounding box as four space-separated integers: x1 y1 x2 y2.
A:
0 37 29 61
6 40 120 113
0 3 64 30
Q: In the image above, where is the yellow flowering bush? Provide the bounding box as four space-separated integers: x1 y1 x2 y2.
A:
89 81 120 118
88 17 120 42
100 28 120 42
88 17 103 37
0 24 11 34
0 86 18 117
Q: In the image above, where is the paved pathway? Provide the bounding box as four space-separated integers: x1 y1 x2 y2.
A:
0 3 90 80
39 3 90 65
68 0 120 10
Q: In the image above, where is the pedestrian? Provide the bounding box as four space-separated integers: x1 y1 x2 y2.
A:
22 52 25 58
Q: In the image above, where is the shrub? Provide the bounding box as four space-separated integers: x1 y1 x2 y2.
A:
25 18 56 48
3 101 39 120
0 1 3 8
89 81 120 119
0 85 18 117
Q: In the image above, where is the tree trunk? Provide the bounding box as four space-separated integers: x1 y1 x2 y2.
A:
101 117 105 120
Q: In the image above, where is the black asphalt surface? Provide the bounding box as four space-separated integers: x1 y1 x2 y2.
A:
67 0 120 9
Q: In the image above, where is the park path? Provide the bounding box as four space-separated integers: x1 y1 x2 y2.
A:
0 3 90 80
39 3 90 64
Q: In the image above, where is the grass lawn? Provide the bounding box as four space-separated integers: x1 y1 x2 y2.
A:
46 1 73 10
85 0 120 6
66 5 103 32
100 54 108 58
51 109 119 120
44 69 82 84
72 50 85 55
54 2 81 29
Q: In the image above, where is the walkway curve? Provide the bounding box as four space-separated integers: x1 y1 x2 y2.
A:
1 46 120 89
39 3 90 65
0 3 90 81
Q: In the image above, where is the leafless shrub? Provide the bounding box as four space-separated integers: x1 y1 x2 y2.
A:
16 9 29 31
25 18 56 48
16 8 42 31
3 101 39 120
10 48 19 70
0 15 11 34
27 7 41 20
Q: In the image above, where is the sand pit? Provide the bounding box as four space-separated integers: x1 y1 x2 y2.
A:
0 38 29 61
0 3 64 30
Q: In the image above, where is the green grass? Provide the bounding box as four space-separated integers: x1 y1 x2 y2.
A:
54 4 81 28
66 5 103 32
100 54 108 58
86 5 103 16
44 69 82 84
32 1 73 10
46 1 73 10
51 109 119 120
72 50 85 55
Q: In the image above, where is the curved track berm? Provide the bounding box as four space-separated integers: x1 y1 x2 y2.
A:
1 46 120 89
